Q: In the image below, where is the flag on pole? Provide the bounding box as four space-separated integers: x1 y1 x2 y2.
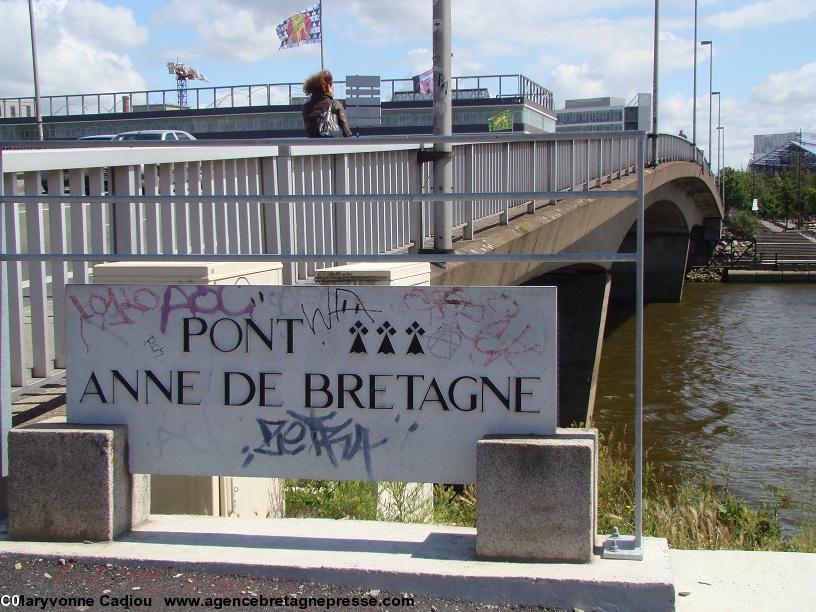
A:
276 4 322 49
488 109 513 132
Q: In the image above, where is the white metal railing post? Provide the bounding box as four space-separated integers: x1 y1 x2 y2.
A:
528 141 537 214
571 139 577 191
46 170 68 369
111 166 138 254
2 171 24 387
212 160 228 254
173 162 190 254
143 164 160 254
333 153 351 264
88 168 109 256
550 140 558 202
24 171 50 378
188 160 203 253
500 142 510 225
159 163 176 254
225 160 240 254
409 153 425 253
463 144 475 240
0 150 10 478
259 156 280 257
201 161 216 254
275 146 297 284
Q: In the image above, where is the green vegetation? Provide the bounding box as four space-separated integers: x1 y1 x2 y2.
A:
725 208 760 240
597 433 815 552
284 434 816 552
721 166 816 227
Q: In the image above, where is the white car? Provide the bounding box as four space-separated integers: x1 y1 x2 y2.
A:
112 130 197 141
78 134 116 140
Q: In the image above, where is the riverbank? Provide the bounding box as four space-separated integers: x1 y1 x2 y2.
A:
595 282 816 536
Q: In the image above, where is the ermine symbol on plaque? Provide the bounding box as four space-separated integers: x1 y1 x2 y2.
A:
349 321 369 354
406 321 425 355
376 321 396 354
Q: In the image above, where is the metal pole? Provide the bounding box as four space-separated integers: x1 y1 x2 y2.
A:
651 0 659 166
692 0 698 146
634 131 645 555
431 0 453 253
712 92 721 177
28 0 44 141
319 0 324 71
721 126 726 204
0 149 10 479
701 40 713 165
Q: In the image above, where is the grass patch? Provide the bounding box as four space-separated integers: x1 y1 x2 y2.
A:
283 434 816 552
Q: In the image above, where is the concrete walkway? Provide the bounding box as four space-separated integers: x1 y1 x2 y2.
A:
1 515 814 611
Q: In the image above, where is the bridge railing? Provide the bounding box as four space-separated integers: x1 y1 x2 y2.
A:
0 74 553 118
0 131 704 393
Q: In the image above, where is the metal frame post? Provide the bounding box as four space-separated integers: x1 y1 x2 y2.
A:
603 131 645 561
275 146 297 284
464 144 475 240
0 150 9 478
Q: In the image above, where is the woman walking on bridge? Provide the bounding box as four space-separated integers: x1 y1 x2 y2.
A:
302 70 352 138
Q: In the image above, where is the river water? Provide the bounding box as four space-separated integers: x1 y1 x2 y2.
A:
594 282 816 527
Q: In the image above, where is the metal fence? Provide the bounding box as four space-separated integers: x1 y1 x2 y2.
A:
0 74 554 118
0 130 710 558
0 132 702 392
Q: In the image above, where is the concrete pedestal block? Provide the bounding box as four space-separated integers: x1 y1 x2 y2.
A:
8 422 149 541
476 433 596 563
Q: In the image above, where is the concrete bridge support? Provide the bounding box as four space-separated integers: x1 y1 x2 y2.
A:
612 232 691 304
523 268 611 428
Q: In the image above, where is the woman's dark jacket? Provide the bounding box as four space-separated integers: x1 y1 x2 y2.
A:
302 94 352 138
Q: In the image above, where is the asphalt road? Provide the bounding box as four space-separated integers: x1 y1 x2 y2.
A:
0 555 567 611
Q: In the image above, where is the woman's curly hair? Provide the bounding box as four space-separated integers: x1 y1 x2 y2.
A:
303 70 333 97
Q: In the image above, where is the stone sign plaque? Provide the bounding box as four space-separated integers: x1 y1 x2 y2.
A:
66 285 557 483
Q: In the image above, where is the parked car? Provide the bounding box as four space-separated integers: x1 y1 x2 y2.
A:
78 134 116 140
112 130 197 141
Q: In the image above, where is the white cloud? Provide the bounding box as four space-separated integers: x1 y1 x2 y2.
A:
750 62 816 107
0 0 147 97
156 0 321 62
706 0 816 31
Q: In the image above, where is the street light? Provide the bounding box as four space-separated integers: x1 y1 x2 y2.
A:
651 0 659 166
692 0 698 147
27 0 44 141
717 125 726 204
701 40 713 167
712 91 721 176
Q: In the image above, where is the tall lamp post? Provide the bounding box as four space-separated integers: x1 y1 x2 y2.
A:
712 91 721 176
651 0 659 165
692 0 698 147
718 125 726 205
701 40 713 167
28 0 44 141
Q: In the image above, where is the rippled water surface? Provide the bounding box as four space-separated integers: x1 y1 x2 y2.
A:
594 282 816 524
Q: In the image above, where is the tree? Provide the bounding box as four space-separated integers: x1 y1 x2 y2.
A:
722 168 750 212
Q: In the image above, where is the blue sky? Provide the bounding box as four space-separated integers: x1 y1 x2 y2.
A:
2 0 815 168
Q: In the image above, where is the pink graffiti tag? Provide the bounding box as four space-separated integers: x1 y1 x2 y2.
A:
160 285 255 333
70 287 160 352
403 288 544 367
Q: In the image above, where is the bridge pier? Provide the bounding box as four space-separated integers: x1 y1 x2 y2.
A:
613 232 691 303
523 267 611 428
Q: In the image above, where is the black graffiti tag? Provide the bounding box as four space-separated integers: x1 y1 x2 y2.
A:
241 410 389 479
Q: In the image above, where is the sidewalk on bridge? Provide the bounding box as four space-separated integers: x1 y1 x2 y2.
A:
0 514 814 610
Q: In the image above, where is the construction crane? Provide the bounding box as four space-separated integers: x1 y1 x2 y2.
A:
167 61 209 108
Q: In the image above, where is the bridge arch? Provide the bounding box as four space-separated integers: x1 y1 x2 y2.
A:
432 160 722 426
